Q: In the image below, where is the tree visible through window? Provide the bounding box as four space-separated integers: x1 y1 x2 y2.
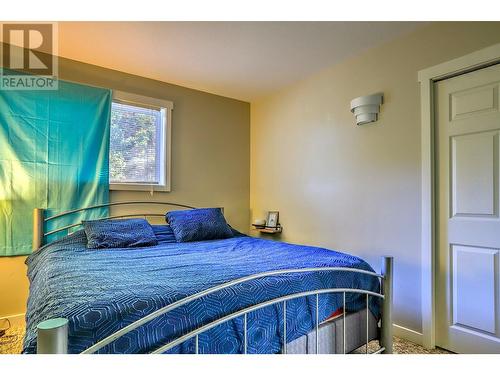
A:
110 101 163 185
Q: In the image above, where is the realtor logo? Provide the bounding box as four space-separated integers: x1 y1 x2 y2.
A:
1 22 58 90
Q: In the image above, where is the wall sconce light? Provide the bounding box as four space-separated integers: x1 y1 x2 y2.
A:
350 93 384 125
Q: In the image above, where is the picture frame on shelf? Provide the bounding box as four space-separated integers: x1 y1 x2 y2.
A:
266 211 279 228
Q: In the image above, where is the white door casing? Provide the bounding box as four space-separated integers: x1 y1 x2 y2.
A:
435 64 500 353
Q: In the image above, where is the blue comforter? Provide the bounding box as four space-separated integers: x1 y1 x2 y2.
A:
23 226 380 354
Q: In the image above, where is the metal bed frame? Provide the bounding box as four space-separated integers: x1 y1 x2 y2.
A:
31 201 393 355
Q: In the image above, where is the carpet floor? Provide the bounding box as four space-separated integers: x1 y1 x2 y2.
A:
0 324 25 355
0 323 452 354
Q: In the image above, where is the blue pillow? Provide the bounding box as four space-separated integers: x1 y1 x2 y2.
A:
83 218 158 249
166 208 234 242
151 225 177 243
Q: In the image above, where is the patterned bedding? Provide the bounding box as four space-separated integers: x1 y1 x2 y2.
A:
23 226 380 354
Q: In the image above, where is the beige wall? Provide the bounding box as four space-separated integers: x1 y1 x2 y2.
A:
0 256 29 318
0 56 250 318
250 22 500 333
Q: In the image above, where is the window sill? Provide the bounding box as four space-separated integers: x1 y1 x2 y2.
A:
110 183 171 192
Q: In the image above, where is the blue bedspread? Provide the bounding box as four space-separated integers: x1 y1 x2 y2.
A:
23 226 380 354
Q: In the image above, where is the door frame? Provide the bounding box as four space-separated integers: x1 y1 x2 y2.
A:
418 43 500 349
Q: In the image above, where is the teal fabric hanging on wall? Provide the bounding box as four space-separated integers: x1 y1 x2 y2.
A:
0 76 111 256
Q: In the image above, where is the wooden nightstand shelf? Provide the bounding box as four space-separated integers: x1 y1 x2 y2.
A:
251 224 283 234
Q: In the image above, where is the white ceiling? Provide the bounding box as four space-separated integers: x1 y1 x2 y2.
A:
58 22 425 102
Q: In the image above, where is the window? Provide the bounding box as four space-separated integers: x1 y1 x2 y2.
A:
109 91 172 191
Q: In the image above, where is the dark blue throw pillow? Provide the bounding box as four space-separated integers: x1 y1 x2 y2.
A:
151 225 177 243
83 218 158 249
166 208 234 243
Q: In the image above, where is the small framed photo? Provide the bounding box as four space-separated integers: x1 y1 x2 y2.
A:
266 211 279 228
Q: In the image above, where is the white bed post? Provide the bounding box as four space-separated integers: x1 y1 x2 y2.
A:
36 318 69 354
33 208 44 251
380 256 393 353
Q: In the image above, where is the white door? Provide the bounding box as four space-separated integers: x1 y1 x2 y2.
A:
436 63 500 353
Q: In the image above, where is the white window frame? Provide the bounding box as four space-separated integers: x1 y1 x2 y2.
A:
109 90 173 192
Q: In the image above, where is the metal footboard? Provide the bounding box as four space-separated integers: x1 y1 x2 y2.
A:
36 257 393 355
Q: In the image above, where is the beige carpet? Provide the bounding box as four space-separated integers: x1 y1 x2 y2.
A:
0 324 25 355
352 336 451 354
0 322 452 354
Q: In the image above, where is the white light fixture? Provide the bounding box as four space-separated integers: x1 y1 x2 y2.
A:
350 93 384 125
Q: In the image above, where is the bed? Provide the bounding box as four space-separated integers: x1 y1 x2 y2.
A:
26 202 393 354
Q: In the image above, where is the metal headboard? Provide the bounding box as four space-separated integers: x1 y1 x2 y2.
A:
32 201 197 251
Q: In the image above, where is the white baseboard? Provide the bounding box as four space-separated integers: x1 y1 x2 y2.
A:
393 324 423 346
0 313 25 326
